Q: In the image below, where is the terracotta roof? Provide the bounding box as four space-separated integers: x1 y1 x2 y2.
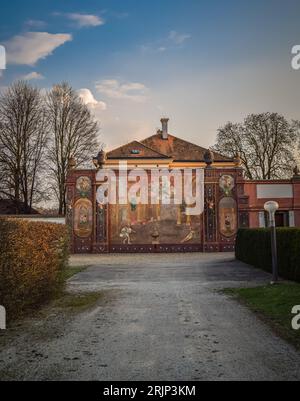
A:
141 133 232 162
107 133 232 162
107 140 170 159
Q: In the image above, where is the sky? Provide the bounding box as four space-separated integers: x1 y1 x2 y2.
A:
1 0 300 151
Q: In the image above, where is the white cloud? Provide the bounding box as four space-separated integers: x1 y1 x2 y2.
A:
5 32 72 65
25 20 47 29
140 31 191 54
121 82 146 91
66 13 104 27
140 44 167 54
21 71 44 80
95 79 148 102
169 30 191 45
77 88 107 110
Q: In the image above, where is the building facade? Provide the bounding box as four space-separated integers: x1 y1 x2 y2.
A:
66 119 300 254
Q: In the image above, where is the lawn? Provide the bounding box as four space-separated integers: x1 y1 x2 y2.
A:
60 265 88 281
55 265 104 311
224 284 300 350
53 292 104 311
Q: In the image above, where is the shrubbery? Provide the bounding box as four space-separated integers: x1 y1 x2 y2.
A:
235 228 300 282
0 218 69 319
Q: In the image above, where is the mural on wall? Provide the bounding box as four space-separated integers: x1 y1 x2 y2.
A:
76 176 91 197
204 184 216 243
219 197 237 237
219 175 234 196
74 198 93 238
66 187 74 230
109 175 202 245
96 202 107 242
120 225 135 244
180 227 196 243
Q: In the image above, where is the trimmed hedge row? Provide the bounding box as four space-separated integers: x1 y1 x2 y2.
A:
0 218 69 319
235 228 300 282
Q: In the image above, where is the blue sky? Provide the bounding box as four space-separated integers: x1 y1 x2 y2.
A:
1 0 300 149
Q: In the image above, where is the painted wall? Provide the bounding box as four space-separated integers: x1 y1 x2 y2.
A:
65 166 300 253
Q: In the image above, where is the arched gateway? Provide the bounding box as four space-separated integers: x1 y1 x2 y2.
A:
66 118 300 254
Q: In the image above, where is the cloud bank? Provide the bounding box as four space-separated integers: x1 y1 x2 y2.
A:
21 71 44 80
64 13 104 28
78 88 107 110
5 32 72 65
95 79 148 103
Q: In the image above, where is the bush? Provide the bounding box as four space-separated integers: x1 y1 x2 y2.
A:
0 218 69 319
235 228 300 282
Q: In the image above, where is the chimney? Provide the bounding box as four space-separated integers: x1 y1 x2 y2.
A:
161 118 169 140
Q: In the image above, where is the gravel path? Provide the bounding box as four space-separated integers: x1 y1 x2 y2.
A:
1 253 300 381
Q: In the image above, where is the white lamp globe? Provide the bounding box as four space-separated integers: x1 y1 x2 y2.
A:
264 201 279 214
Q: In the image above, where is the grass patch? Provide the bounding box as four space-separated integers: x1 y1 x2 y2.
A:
53 291 103 311
224 284 300 349
60 265 88 281
55 265 103 312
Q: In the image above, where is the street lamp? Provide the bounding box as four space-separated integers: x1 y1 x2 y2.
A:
264 201 279 284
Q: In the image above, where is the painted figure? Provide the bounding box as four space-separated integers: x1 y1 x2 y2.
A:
120 226 135 244
181 227 196 243
224 214 232 233
79 205 89 226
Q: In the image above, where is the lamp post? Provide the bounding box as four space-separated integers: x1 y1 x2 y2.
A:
264 201 279 284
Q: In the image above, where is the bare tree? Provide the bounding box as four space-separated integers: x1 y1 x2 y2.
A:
213 113 297 179
0 81 48 213
46 83 99 215
291 120 300 167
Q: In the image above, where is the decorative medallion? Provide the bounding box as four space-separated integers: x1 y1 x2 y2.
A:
219 175 234 196
74 198 93 238
219 197 237 238
76 176 91 197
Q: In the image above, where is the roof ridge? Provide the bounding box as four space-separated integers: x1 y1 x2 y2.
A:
107 132 233 162
141 132 207 151
107 139 171 159
141 133 232 161
169 135 231 160
106 139 140 155
134 140 170 158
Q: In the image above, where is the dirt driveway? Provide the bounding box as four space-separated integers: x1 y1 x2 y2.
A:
1 253 300 381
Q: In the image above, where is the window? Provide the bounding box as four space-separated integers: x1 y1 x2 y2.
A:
275 212 289 227
261 211 290 227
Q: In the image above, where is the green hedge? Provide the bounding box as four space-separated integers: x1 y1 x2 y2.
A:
235 228 300 282
0 218 69 320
